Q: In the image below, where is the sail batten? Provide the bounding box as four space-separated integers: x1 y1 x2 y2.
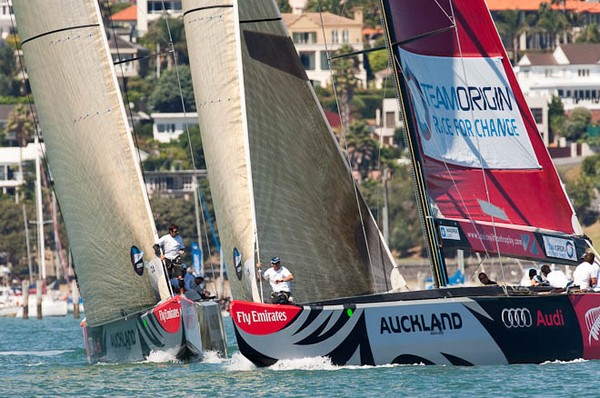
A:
13 0 165 326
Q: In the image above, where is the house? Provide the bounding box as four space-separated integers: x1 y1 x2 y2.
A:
0 142 41 195
487 0 600 54
282 3 367 87
110 4 138 42
151 112 198 143
107 32 149 78
0 0 13 40
375 98 402 147
136 0 182 35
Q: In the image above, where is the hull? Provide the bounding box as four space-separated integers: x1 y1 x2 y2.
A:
231 287 600 366
83 296 227 364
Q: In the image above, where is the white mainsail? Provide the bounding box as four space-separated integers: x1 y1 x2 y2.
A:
13 0 170 326
184 0 396 303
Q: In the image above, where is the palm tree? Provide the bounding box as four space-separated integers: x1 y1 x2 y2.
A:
495 10 530 64
537 2 570 49
6 104 35 203
332 44 359 131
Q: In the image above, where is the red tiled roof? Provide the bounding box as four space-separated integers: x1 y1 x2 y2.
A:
112 5 137 22
486 0 600 13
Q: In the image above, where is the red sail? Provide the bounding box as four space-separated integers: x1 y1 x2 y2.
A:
382 0 582 263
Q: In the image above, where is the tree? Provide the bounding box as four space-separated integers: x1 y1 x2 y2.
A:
139 16 188 73
494 10 530 64
0 198 31 276
332 44 360 129
537 2 571 48
548 95 566 139
148 65 196 112
563 107 592 141
5 104 35 147
576 23 600 43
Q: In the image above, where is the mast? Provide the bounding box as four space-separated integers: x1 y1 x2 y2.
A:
34 134 46 282
379 2 448 287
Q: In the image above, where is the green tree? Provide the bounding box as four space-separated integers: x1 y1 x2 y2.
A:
367 37 389 73
537 2 571 48
139 16 188 72
567 173 595 221
563 107 592 141
548 95 566 139
576 23 600 43
332 44 359 129
0 198 31 276
5 104 35 147
148 65 196 112
494 10 530 64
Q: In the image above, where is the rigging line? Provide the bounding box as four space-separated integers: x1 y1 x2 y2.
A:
317 0 379 291
104 1 146 181
160 0 199 172
448 1 507 291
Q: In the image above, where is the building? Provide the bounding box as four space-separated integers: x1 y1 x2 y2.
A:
0 143 40 195
136 0 182 35
151 112 198 143
376 98 402 146
282 4 367 87
0 0 13 40
144 169 206 198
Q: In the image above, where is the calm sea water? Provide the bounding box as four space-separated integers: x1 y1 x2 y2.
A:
0 314 598 397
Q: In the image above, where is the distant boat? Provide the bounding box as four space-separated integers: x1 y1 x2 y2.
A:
0 286 18 318
185 0 600 366
13 0 227 363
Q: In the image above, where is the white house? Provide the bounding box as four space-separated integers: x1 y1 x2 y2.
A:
516 43 600 112
151 112 198 143
0 0 13 40
0 142 42 194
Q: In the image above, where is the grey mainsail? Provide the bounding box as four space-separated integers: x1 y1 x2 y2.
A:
13 0 170 326
184 0 396 303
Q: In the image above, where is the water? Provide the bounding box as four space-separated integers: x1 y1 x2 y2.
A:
0 315 598 397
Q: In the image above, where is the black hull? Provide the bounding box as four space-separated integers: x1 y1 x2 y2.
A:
231 287 600 366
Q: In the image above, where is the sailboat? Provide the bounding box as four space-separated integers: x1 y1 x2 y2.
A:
12 0 227 363
185 0 600 367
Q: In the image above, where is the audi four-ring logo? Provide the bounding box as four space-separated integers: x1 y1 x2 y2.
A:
501 308 533 328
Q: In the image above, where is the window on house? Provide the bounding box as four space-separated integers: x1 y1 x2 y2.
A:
342 29 349 43
293 32 316 44
332 30 339 44
530 108 543 124
385 112 396 128
320 51 330 71
0 165 5 181
299 52 316 70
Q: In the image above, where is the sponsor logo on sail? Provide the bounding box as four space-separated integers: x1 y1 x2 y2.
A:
380 312 463 335
542 236 576 261
501 308 532 328
109 329 136 350
440 225 460 241
236 309 287 326
398 48 540 170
